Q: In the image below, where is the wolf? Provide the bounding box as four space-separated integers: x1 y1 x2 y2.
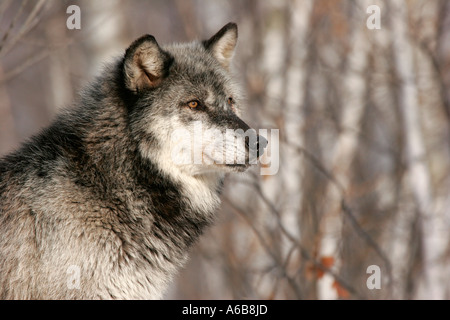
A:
0 23 267 299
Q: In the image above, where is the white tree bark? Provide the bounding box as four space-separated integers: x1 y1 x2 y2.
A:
46 11 73 113
281 0 313 253
317 0 372 300
255 0 313 298
390 0 445 300
82 0 128 77
368 3 411 299
259 0 287 236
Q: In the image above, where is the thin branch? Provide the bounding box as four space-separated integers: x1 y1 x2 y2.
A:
340 200 393 291
0 0 47 58
279 139 394 288
225 180 364 299
0 0 27 53
223 196 304 298
415 39 450 126
0 50 49 83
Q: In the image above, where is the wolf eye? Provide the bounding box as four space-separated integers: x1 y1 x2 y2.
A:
227 97 234 106
188 100 199 108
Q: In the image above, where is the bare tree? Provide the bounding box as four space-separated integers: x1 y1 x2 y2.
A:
391 0 446 300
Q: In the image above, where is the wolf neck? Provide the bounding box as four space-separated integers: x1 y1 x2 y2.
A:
174 170 224 216
149 149 224 218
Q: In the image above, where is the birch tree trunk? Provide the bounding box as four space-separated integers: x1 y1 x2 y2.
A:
46 6 73 114
82 0 128 77
390 0 445 300
317 0 372 299
281 0 313 256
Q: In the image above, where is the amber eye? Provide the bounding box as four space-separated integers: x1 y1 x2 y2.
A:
227 97 234 106
188 100 199 108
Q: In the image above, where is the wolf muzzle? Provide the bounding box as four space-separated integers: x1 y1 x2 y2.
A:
231 113 268 160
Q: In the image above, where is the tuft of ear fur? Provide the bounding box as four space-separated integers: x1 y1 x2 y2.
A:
123 34 172 92
203 22 238 70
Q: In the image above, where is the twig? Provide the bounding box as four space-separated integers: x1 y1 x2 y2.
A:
0 50 48 83
224 188 364 299
0 0 47 58
0 0 27 53
415 39 450 126
281 139 394 289
223 196 304 299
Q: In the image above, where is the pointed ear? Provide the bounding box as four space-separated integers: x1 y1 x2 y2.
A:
123 35 172 92
203 22 238 70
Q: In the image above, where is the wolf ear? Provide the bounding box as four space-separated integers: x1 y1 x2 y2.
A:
203 22 238 70
123 35 172 92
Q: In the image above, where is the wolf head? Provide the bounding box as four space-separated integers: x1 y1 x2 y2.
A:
122 23 267 178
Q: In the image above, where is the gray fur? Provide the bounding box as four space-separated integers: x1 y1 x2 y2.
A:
0 23 266 299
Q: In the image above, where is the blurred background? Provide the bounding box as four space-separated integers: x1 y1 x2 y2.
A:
0 0 449 299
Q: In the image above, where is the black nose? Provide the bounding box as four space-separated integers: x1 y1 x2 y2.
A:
256 135 268 157
246 133 268 157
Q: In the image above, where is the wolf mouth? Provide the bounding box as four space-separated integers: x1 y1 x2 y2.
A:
225 163 249 172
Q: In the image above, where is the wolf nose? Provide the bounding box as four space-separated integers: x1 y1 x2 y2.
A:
246 134 268 157
256 135 268 157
